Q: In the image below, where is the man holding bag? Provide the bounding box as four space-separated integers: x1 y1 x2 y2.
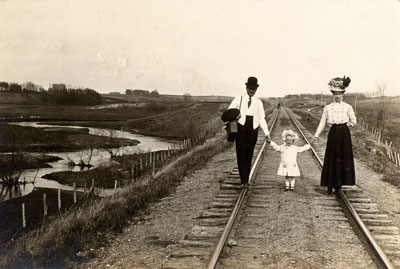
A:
227 76 271 188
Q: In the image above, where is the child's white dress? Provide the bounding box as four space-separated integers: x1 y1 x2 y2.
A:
270 141 311 177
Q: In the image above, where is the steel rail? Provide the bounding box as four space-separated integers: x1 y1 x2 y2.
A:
285 106 394 269
206 108 280 269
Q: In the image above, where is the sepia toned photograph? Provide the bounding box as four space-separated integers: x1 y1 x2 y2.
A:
1 0 400 268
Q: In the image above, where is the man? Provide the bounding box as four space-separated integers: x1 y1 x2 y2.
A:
228 76 271 188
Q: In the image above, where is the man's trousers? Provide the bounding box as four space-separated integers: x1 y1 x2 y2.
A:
235 116 259 184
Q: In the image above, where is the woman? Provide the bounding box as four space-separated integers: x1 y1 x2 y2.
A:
311 76 356 194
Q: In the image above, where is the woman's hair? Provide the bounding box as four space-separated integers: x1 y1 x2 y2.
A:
282 130 299 141
328 76 351 90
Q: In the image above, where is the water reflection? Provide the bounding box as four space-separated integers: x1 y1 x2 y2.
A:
1 122 176 201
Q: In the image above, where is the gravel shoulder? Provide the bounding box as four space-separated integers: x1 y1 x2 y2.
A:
355 159 400 230
78 145 237 268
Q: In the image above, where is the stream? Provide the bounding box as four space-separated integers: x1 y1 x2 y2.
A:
2 122 176 201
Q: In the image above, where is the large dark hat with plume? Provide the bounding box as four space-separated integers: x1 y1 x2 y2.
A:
328 76 351 92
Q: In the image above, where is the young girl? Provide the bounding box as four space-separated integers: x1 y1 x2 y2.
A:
270 130 311 191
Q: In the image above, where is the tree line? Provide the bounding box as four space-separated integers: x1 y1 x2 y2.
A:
0 81 44 93
284 92 368 100
0 81 102 106
43 87 102 105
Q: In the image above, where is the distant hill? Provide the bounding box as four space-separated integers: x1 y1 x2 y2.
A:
0 92 45 105
357 96 400 104
101 93 234 104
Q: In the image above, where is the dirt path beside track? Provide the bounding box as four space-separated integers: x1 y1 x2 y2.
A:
76 145 237 268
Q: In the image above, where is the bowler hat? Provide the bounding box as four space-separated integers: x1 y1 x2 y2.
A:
245 77 259 90
221 108 240 122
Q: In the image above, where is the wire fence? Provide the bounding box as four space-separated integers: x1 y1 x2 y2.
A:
357 117 400 167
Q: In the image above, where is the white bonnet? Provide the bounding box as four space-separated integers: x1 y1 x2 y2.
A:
282 129 299 141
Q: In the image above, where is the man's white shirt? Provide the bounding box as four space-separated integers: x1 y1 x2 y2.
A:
228 93 270 136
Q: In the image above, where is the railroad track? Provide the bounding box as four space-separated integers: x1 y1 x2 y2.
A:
162 106 400 269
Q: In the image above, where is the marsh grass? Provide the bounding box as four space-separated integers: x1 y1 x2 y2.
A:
0 132 231 268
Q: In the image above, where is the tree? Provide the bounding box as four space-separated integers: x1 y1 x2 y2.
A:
150 89 160 96
0 81 9 90
77 144 97 169
0 124 24 199
9 83 22 93
23 81 40 92
376 83 391 131
183 93 192 101
100 129 121 158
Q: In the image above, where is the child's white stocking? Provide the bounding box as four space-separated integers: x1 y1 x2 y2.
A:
290 178 296 189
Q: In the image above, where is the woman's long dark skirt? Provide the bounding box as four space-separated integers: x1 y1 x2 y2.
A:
321 124 355 188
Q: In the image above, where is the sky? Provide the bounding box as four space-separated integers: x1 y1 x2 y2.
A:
1 0 400 98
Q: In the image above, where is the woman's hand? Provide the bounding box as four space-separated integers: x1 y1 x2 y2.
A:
346 122 354 127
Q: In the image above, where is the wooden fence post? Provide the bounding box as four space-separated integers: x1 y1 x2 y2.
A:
131 163 135 182
22 203 26 228
113 180 118 199
397 153 400 167
152 154 156 176
92 178 95 191
43 194 48 217
58 189 61 210
73 183 77 204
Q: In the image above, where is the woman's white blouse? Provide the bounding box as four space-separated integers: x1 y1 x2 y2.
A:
314 101 356 138
270 141 311 177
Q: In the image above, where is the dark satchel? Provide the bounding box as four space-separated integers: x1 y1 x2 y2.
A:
225 120 238 142
221 97 242 142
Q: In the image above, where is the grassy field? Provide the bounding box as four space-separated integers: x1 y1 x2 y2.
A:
0 92 230 140
102 93 234 103
0 124 137 153
0 154 61 178
355 96 400 150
